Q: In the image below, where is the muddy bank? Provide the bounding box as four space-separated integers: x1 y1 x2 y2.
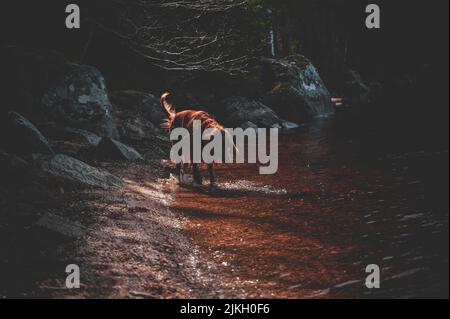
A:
33 161 197 298
0 144 207 298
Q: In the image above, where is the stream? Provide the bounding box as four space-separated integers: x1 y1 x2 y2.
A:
162 111 449 299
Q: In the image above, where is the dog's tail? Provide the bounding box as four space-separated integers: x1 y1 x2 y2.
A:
161 92 175 118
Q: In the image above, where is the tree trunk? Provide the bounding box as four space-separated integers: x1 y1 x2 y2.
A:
267 5 276 58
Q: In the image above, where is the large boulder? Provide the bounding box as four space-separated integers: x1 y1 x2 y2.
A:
110 90 166 126
41 64 119 139
240 121 258 132
343 69 372 105
96 138 144 161
35 154 122 189
262 55 334 122
1 46 119 138
61 127 102 146
111 90 168 141
120 123 146 141
221 97 299 129
118 117 162 142
0 112 54 155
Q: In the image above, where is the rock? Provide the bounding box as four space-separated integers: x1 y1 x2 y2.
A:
0 112 54 155
343 70 371 105
41 64 119 139
35 212 86 239
281 121 300 130
35 154 122 189
239 120 300 132
119 123 146 141
129 291 158 299
110 90 166 126
62 127 102 146
270 121 301 130
117 116 163 141
111 90 168 141
96 138 144 161
221 97 297 128
240 121 258 131
262 55 334 122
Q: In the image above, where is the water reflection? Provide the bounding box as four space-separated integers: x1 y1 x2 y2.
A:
163 116 449 299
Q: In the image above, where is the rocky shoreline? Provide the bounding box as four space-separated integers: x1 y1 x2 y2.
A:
0 45 342 298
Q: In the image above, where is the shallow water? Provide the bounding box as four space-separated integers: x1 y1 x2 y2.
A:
163 114 449 299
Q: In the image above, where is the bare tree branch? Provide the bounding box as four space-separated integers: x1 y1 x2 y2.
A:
89 0 257 74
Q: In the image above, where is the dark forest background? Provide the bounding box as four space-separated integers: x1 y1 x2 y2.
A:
2 1 448 80
1 0 449 140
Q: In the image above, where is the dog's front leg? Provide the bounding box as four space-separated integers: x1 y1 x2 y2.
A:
179 163 192 185
208 164 218 191
175 163 182 182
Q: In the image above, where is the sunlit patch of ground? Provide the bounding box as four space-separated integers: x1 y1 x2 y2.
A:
25 157 207 298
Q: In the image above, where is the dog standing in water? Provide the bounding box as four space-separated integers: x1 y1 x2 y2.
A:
161 92 225 190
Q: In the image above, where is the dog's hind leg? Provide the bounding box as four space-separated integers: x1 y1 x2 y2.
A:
175 163 182 182
208 164 218 191
192 163 202 186
179 163 191 185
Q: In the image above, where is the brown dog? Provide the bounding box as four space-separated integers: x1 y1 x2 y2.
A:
161 92 225 190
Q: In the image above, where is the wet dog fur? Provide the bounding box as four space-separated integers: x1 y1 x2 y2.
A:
161 92 224 190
